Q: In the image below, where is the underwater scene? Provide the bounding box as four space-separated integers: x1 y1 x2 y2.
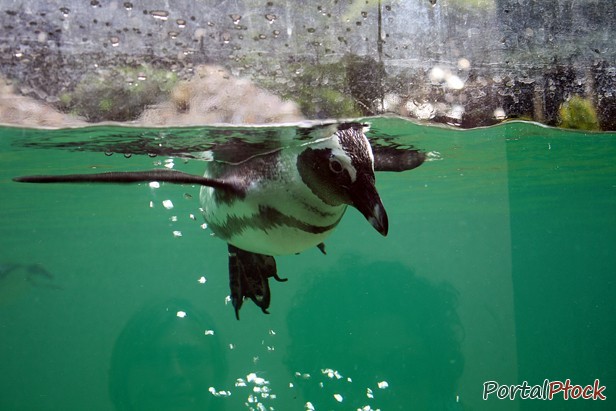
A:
0 117 614 411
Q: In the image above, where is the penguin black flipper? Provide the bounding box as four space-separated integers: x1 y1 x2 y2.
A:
372 146 426 172
228 244 285 320
13 169 242 194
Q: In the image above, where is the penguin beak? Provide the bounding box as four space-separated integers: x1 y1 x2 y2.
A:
349 175 389 236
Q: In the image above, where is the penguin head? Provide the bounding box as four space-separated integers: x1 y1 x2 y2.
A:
297 123 388 236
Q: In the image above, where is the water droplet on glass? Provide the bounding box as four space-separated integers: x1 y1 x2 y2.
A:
104 152 114 156
272 30 280 37
176 18 186 28
109 36 120 47
91 0 100 7
221 32 231 43
168 31 179 39
123 2 133 10
59 7 70 17
265 14 277 23
150 10 169 21
361 11 368 19
306 27 315 33
123 152 132 158
229 14 241 24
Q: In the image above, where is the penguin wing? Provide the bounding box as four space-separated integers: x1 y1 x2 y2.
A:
13 169 242 194
372 145 426 172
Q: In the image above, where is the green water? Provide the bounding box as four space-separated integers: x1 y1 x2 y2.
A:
0 117 614 411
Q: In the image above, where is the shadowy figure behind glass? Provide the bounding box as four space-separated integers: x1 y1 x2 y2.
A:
286 256 464 410
108 298 227 411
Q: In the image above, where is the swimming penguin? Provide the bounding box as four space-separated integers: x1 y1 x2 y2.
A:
14 122 425 319
0 263 60 305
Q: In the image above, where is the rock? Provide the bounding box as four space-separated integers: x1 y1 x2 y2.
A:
0 77 85 127
138 65 304 125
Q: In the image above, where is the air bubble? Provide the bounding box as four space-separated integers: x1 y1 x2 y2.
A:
150 10 169 21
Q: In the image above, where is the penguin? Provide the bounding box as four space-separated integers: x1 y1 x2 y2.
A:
14 122 425 319
0 263 60 305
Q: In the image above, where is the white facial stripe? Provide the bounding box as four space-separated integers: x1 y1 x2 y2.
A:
364 135 375 170
330 146 356 182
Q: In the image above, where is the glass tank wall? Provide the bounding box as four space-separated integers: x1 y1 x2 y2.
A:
0 2 614 411
0 0 614 129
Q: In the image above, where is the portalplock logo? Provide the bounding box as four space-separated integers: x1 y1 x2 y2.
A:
483 379 606 400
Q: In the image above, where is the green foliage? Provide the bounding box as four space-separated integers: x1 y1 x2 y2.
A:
290 61 362 118
343 54 386 115
558 95 600 131
248 52 395 119
250 57 363 119
296 86 361 119
58 65 177 122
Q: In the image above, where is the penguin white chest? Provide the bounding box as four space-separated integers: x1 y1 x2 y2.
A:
199 169 346 256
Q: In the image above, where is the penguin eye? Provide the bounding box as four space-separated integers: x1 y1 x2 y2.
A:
329 157 344 173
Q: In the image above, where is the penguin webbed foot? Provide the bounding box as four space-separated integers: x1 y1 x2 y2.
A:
228 244 282 320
